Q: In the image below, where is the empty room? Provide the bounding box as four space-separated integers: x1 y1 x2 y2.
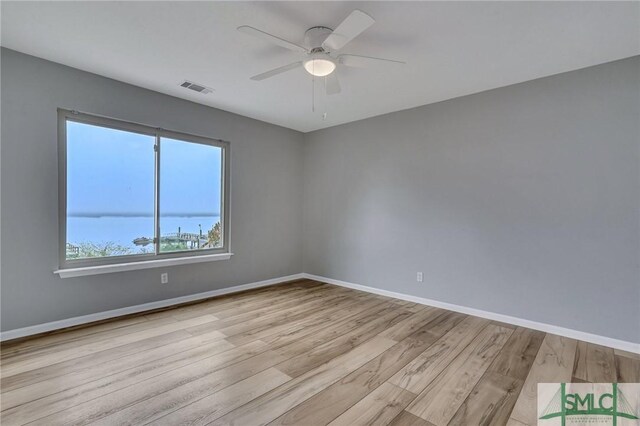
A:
1 1 639 425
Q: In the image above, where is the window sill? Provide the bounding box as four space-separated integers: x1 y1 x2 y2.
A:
54 253 234 278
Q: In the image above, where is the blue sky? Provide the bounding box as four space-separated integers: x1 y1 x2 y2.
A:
67 121 222 217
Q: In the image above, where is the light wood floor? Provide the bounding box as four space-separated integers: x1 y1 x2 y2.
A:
1 279 638 426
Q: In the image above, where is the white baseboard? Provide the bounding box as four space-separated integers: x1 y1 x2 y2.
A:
0 273 306 342
4 271 638 354
302 273 640 354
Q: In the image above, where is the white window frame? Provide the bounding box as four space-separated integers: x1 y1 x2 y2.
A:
56 109 231 276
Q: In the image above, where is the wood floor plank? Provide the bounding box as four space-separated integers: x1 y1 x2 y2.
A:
265 304 401 366
572 341 588 381
268 312 464 426
0 329 193 393
207 284 342 320
141 281 323 322
151 368 292 426
1 329 230 411
491 321 518 330
27 343 284 426
570 376 590 383
377 307 441 341
258 297 388 349
1 339 255 425
505 417 529 426
615 353 640 382
614 348 640 360
182 285 340 332
258 298 397 362
209 337 398 426
387 300 424 313
275 306 413 378
1 315 221 378
572 341 616 383
188 288 368 340
405 324 513 425
167 286 328 318
507 334 577 426
487 327 544 382
89 366 291 426
0 316 151 359
226 294 386 347
400 311 467 345
327 382 416 426
388 316 490 394
209 292 360 339
389 411 436 426
1 316 182 364
448 371 523 426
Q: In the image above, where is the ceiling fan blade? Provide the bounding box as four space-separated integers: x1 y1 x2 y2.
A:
322 10 375 51
325 73 341 95
238 26 307 53
338 54 406 68
250 62 303 81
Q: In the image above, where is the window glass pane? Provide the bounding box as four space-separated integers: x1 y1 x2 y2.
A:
66 121 156 259
159 137 223 253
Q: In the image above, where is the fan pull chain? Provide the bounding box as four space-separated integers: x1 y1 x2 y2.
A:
311 61 315 112
323 76 328 121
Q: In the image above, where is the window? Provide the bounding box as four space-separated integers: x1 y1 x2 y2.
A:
59 109 230 269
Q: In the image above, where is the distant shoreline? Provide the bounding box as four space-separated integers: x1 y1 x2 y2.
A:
68 213 220 218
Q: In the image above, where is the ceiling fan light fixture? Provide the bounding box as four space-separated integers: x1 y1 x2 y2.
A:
303 56 336 77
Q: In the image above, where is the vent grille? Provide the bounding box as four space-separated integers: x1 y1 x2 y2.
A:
179 80 213 94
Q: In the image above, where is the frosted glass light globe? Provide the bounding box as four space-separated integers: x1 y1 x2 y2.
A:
303 57 336 77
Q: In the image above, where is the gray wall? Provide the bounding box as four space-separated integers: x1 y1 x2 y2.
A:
1 48 304 331
2 48 638 343
303 56 640 343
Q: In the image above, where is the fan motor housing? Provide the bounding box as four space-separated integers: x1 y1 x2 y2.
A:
305 26 333 50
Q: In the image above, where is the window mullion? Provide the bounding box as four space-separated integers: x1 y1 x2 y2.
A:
154 134 161 255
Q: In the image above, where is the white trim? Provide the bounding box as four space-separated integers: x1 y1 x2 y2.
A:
55 253 234 278
0 273 305 342
302 273 640 354
5 271 638 353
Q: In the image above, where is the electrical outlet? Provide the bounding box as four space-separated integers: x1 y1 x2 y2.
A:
161 273 169 284
416 272 423 282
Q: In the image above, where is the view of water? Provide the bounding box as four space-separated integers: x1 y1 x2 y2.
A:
67 215 220 251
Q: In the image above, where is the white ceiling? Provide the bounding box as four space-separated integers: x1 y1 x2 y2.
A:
2 1 639 133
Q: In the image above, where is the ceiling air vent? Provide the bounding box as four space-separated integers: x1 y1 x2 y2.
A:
179 80 213 94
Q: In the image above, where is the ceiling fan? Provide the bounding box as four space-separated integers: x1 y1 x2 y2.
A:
238 10 405 95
